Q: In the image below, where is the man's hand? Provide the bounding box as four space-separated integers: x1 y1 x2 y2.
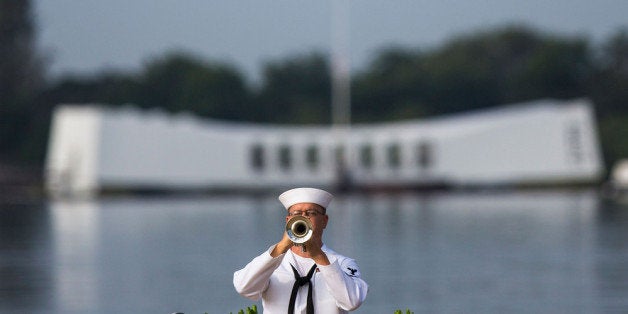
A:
270 231 293 257
305 236 330 266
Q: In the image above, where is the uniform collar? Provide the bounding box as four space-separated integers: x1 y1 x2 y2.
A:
287 244 329 274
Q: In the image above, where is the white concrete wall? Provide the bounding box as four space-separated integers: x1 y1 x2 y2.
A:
45 105 102 196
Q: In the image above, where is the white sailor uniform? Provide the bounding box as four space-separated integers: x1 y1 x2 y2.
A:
233 244 368 314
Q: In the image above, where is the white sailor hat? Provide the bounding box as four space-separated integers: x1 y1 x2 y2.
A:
278 187 334 210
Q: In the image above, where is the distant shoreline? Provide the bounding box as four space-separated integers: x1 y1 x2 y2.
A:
0 162 44 203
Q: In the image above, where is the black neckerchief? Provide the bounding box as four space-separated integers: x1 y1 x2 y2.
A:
288 263 317 314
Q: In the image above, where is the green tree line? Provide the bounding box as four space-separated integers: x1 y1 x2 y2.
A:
1 1 627 176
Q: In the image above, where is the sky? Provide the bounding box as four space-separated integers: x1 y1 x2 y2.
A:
35 0 627 84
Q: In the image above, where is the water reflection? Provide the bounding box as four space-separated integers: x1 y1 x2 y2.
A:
337 191 601 313
50 200 99 312
595 200 628 312
0 202 52 313
1 190 628 313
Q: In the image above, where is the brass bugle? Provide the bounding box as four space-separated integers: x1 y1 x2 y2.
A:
286 216 313 251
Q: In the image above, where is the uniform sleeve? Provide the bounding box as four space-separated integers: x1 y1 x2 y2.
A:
317 256 369 311
233 244 284 300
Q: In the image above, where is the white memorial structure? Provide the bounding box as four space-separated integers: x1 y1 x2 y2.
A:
45 98 604 197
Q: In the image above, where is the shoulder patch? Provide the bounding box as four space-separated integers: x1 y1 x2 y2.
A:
346 267 358 277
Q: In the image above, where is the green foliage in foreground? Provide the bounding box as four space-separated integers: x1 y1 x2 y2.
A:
394 310 415 314
229 304 258 314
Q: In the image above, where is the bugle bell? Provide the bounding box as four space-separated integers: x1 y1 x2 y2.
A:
285 216 313 251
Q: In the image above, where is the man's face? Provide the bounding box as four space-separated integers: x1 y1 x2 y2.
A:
286 203 328 235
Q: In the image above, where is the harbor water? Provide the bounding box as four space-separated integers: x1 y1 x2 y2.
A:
1 189 628 313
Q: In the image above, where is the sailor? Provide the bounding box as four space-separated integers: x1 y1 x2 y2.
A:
233 187 368 313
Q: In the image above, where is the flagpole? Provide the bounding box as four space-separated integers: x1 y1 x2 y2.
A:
331 0 351 189
331 0 350 128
